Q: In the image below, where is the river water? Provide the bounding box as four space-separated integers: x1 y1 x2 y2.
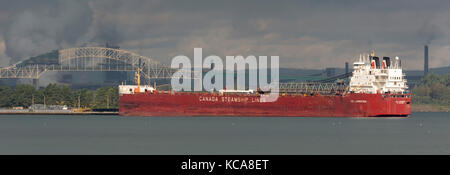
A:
0 112 449 154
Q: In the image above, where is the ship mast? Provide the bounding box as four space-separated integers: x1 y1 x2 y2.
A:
133 67 141 93
137 67 141 90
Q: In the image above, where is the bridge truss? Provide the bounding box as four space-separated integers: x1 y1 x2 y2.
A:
0 47 186 84
279 82 348 95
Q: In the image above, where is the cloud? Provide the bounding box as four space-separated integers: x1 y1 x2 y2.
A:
97 0 450 69
0 37 10 66
431 45 450 68
1 0 450 69
4 0 93 63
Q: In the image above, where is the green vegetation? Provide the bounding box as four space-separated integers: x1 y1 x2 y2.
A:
0 74 447 111
0 84 118 109
411 73 450 108
17 50 59 66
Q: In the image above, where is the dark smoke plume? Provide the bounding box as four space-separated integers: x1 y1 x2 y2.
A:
418 19 443 45
3 0 127 65
4 0 93 64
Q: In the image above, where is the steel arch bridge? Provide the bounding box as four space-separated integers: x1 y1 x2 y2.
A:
0 47 185 84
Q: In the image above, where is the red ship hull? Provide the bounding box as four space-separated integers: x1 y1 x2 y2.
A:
119 92 411 117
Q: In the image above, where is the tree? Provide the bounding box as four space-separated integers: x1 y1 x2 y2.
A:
0 86 12 107
41 84 75 106
412 73 450 105
1 83 120 109
74 89 95 108
11 84 37 108
93 87 118 109
430 83 445 100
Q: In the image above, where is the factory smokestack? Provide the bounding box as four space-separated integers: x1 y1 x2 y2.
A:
424 45 429 76
345 62 349 74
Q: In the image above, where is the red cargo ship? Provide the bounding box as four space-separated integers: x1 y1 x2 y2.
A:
119 53 411 117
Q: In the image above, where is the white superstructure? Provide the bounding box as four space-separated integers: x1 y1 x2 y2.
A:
349 52 408 94
119 85 155 95
118 67 155 95
218 89 255 95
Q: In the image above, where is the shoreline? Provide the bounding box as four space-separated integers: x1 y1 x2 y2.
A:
0 105 447 115
411 104 450 112
0 112 118 115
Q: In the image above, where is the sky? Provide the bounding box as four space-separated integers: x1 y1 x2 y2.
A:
0 0 449 70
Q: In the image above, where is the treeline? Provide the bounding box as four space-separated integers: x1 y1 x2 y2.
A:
0 84 118 109
412 73 450 105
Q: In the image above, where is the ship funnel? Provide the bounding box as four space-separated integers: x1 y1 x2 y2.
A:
345 62 349 74
372 57 380 69
382 57 391 68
